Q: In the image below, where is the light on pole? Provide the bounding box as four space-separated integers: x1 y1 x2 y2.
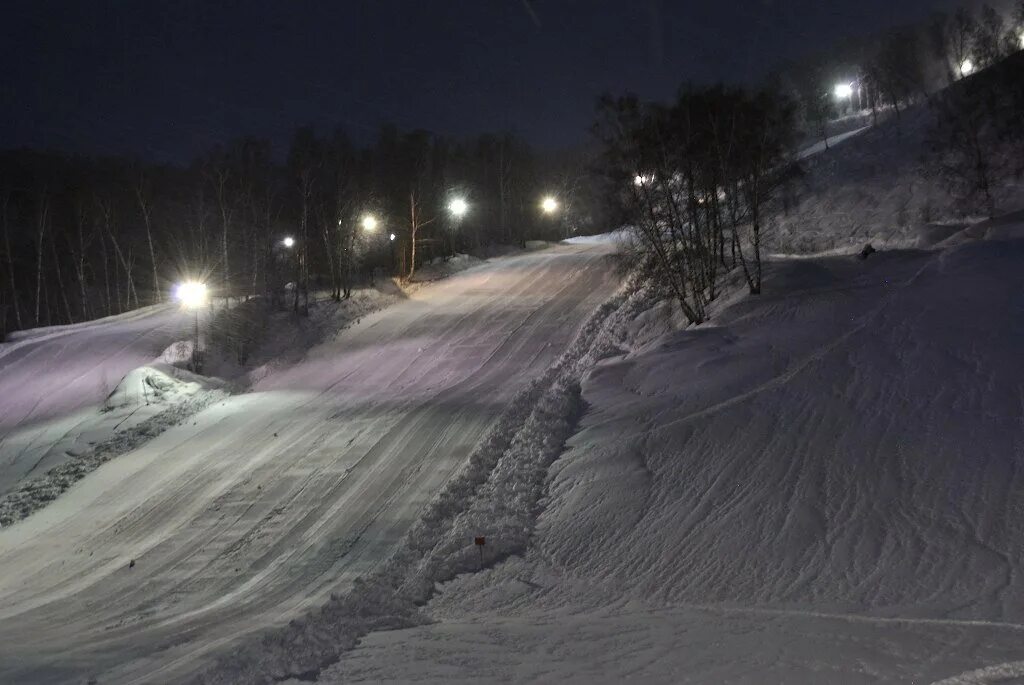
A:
540 196 559 214
833 83 853 99
959 58 975 77
361 215 379 232
448 198 469 218
175 280 208 373
282 236 295 248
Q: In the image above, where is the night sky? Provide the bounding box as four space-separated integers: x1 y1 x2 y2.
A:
1 0 961 164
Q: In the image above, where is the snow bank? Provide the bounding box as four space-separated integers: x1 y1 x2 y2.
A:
197 268 641 684
409 253 481 284
321 234 1024 683
0 365 224 526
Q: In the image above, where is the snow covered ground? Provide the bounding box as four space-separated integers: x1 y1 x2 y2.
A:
0 305 199 496
314 225 1024 684
0 242 618 683
773 104 1024 255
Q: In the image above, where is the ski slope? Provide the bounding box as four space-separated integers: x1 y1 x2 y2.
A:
0 242 618 683
0 305 198 495
320 231 1024 684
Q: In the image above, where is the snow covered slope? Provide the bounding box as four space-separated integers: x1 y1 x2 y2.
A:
0 242 618 683
773 105 1024 255
0 306 197 494
320 231 1024 684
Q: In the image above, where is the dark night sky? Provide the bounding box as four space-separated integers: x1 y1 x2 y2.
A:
1 0 961 164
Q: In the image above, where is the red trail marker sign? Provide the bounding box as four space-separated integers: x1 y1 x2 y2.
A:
474 536 486 569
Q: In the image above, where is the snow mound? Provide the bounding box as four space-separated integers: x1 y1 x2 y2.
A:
545 240 1024 613
103 363 209 410
410 253 480 283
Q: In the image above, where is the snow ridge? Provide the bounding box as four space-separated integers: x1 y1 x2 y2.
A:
0 385 224 527
197 273 646 684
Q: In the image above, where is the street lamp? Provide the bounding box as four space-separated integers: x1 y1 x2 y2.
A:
448 197 469 218
282 236 295 248
361 215 379 232
175 280 207 373
959 58 975 76
389 232 396 241
540 196 559 214
833 83 853 99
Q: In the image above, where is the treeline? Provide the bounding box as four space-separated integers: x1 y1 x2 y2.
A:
0 127 594 337
596 87 797 325
596 2 1024 325
782 1 1024 145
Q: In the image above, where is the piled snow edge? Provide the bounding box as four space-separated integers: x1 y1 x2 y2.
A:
0 369 225 527
198 272 656 684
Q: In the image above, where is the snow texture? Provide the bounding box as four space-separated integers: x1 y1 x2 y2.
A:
320 227 1024 684
772 105 1024 255
0 243 618 683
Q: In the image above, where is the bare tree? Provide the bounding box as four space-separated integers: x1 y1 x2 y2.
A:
32 192 49 325
1 190 22 330
134 170 161 303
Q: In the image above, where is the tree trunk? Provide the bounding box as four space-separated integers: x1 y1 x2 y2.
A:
48 230 74 323
1 193 22 330
33 195 49 326
136 177 160 303
407 191 418 282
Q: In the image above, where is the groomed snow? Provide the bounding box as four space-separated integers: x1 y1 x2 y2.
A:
0 242 619 683
317 229 1024 684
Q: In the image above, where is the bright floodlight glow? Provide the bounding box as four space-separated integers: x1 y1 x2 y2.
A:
634 174 653 187
175 281 207 309
389 232 396 241
834 83 853 99
361 215 378 232
282 236 295 248
541 196 559 214
960 59 975 76
449 198 469 217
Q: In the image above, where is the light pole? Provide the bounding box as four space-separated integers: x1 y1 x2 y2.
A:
175 280 208 373
834 82 853 114
540 195 562 238
282 235 303 311
360 215 380 284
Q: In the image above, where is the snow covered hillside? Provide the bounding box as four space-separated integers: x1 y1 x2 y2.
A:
0 306 199 497
0 242 618 683
773 97 1024 254
318 227 1024 684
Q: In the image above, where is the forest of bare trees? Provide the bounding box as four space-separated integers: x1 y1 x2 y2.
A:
596 1 1022 324
0 127 597 338
595 87 798 324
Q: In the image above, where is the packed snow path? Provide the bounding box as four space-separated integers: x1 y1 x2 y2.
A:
0 242 618 683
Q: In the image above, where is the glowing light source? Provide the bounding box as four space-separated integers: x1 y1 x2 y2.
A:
634 174 653 187
540 196 559 214
282 236 295 248
834 83 853 99
959 58 975 76
361 215 379 232
449 198 469 217
175 281 207 309
389 233 396 241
